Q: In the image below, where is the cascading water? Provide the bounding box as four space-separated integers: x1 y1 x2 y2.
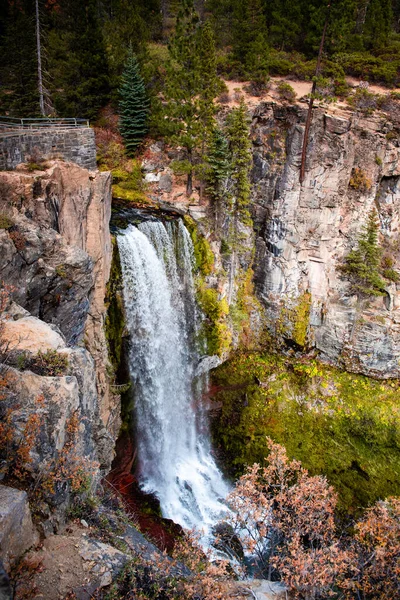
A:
117 219 229 537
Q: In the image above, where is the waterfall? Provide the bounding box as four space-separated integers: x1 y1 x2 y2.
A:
117 219 229 537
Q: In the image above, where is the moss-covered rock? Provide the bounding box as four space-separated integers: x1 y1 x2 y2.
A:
183 215 214 276
211 351 400 514
197 283 232 357
105 238 125 372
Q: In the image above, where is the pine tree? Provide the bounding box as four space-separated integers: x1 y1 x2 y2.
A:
340 209 385 297
119 53 150 155
206 128 231 228
0 0 39 116
47 0 110 119
232 0 267 72
363 0 393 50
197 21 220 147
227 99 252 228
269 0 302 50
163 0 201 195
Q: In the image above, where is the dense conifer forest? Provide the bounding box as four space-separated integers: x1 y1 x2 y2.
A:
1 0 399 119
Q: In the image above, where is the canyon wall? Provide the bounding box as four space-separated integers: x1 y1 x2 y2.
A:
0 161 118 536
250 103 400 377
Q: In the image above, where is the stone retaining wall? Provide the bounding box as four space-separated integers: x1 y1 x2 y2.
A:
0 127 96 171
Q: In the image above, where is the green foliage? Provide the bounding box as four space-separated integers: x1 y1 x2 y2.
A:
105 238 125 373
0 215 14 230
340 210 386 297
277 81 297 103
282 291 312 348
211 351 400 513
112 160 148 204
226 99 252 228
29 349 69 376
0 0 39 116
335 51 400 86
197 284 231 356
183 216 214 276
118 52 150 155
47 0 111 119
206 128 231 226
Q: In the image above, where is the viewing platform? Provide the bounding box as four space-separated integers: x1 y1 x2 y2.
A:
0 117 96 171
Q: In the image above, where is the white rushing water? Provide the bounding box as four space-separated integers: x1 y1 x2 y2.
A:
117 220 229 537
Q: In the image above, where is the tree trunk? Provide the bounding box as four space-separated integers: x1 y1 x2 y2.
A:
355 1 371 34
35 0 45 117
186 148 193 197
299 1 332 183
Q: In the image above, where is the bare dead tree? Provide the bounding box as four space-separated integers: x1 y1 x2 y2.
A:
299 2 332 184
35 0 45 116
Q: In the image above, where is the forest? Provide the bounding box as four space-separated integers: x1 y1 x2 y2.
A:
1 0 400 120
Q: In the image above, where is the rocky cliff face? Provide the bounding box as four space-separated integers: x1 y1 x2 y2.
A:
250 103 400 378
0 161 117 428
0 160 118 540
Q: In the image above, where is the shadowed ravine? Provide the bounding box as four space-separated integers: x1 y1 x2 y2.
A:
117 219 229 538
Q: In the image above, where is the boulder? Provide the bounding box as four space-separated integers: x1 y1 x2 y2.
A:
0 485 38 570
158 173 172 193
1 315 65 354
233 579 287 600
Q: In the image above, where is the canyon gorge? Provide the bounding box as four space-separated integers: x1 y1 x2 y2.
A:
0 92 399 599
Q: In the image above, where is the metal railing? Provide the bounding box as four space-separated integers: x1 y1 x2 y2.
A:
0 116 90 130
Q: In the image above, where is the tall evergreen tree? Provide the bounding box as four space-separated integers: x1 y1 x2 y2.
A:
118 53 150 155
47 0 110 119
0 0 39 116
197 21 220 147
206 128 231 228
268 0 302 51
340 209 385 297
364 0 393 49
227 99 252 228
164 0 200 195
232 0 267 72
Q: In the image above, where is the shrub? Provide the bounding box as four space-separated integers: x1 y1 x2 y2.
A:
218 92 231 104
244 76 271 97
221 439 354 593
349 167 372 192
0 215 14 230
347 88 379 113
9 229 26 251
334 52 400 86
276 81 296 103
29 349 69 376
353 498 400 600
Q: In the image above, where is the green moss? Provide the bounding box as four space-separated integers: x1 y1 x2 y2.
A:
292 291 311 347
183 215 214 276
0 214 14 230
279 291 311 348
105 238 125 372
197 283 231 357
230 268 264 348
112 160 149 205
211 352 400 514
55 265 67 278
